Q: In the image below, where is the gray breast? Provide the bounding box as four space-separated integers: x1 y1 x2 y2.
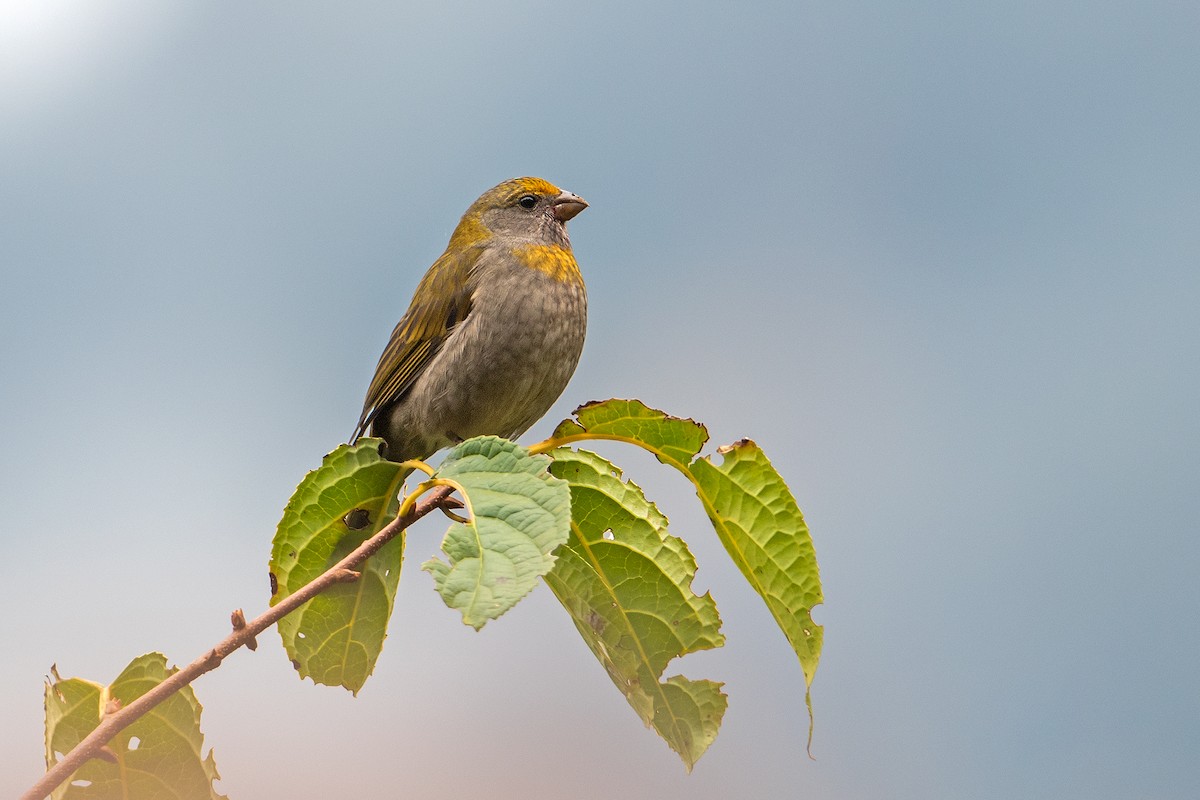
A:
377 262 587 462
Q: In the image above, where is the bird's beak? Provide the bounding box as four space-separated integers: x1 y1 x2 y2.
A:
552 191 588 222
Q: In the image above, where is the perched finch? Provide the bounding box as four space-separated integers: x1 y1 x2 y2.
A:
351 177 588 463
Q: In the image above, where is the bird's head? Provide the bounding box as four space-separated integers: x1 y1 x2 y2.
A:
452 177 587 249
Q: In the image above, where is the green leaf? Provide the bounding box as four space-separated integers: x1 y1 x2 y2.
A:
544 448 727 771
548 399 824 700
422 436 571 630
551 397 707 465
269 438 407 693
690 440 823 690
43 653 225 800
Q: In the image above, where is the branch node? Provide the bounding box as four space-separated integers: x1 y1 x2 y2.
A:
103 698 122 716
333 568 362 583
96 745 119 764
230 609 258 649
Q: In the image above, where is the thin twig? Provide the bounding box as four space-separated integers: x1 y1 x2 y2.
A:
21 485 455 800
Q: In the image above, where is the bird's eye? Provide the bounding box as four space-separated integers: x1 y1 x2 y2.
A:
517 194 537 209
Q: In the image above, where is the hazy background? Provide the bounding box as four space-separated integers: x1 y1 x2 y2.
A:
3 2 1197 797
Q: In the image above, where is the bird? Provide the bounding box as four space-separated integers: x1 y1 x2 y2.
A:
351 177 588 465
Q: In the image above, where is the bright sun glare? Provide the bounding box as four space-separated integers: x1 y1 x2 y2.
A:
0 1 180 117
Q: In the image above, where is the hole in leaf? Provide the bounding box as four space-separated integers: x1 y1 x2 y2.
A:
71 781 91 788
602 529 615 541
297 632 306 639
127 736 140 751
54 751 64 761
384 568 391 577
344 508 371 530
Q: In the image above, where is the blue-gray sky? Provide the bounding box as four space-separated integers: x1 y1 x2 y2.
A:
3 2 1197 798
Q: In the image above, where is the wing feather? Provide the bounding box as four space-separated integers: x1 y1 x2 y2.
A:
350 243 480 442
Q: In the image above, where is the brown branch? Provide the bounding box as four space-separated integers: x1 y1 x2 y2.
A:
21 485 455 800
